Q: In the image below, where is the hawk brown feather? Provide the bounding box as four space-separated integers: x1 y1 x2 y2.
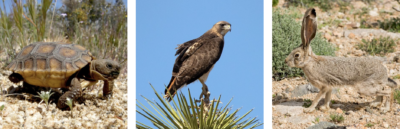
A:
164 21 231 101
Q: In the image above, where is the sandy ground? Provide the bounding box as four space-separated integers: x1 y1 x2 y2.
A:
0 71 128 128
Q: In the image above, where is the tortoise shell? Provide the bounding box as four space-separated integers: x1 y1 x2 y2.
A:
7 42 94 88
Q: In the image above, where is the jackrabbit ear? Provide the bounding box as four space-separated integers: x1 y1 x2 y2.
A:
301 8 317 49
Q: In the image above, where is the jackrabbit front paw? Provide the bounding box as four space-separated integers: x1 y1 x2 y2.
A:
380 107 389 114
303 107 315 113
319 105 330 111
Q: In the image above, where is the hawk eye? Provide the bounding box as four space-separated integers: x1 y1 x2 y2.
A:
295 53 300 58
220 24 225 26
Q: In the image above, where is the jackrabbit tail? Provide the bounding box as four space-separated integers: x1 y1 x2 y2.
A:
285 8 397 113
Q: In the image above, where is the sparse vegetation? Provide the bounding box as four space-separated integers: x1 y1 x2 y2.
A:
329 113 344 123
303 99 312 108
285 0 351 12
65 97 74 116
393 75 400 79
0 0 127 69
273 0 279 7
394 89 400 104
312 117 320 124
356 36 396 56
377 17 400 33
365 123 375 127
36 89 54 109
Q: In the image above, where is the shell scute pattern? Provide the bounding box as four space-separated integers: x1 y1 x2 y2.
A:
7 42 93 88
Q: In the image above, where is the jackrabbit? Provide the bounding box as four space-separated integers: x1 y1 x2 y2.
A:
285 8 397 113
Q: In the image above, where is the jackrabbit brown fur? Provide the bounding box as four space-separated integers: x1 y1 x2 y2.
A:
285 8 397 113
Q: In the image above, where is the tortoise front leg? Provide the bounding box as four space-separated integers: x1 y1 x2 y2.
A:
57 78 82 109
103 80 114 99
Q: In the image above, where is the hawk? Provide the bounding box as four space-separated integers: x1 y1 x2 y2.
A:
164 21 231 101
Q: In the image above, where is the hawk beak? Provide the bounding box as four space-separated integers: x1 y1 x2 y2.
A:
224 25 231 32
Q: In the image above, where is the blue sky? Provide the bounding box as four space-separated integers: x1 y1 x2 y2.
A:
0 0 127 13
137 1 264 128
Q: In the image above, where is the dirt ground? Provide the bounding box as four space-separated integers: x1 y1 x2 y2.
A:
0 71 128 128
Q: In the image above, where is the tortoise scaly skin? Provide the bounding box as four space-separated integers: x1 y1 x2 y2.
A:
7 42 120 109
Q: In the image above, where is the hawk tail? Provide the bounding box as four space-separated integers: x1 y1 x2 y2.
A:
164 76 178 102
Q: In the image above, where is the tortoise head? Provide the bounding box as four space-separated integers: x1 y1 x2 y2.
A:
90 59 121 81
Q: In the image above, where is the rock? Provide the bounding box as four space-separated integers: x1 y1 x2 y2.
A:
348 33 356 39
287 115 313 124
274 101 304 116
306 121 337 129
332 104 344 109
345 110 354 115
360 115 370 120
347 23 360 29
369 8 379 17
394 54 400 63
291 84 339 98
336 108 343 114
333 31 343 37
383 122 389 128
344 29 400 39
353 50 364 56
325 33 332 41
365 107 374 114
352 1 366 9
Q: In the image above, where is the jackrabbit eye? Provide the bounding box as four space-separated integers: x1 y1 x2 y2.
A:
295 54 300 58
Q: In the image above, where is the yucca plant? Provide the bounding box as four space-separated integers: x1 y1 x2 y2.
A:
137 85 263 129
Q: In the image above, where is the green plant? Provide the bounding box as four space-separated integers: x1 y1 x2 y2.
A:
273 0 279 7
65 97 74 116
393 75 400 79
377 17 400 33
303 99 312 108
331 100 336 104
36 89 54 109
356 36 396 56
394 89 400 104
329 113 344 123
273 9 336 80
365 123 374 127
0 104 4 111
312 117 320 124
137 85 263 128
286 0 331 11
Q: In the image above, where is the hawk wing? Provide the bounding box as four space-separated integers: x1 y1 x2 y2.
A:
165 37 224 101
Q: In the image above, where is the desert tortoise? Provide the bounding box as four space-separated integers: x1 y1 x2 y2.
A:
7 42 120 109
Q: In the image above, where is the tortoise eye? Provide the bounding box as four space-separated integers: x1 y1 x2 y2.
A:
106 64 112 69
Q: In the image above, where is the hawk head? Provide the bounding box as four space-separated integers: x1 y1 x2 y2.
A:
213 21 231 36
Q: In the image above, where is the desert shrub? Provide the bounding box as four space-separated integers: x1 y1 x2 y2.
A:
329 113 344 123
273 0 279 7
272 9 336 80
394 89 400 104
285 0 351 12
377 17 400 33
0 0 127 70
356 36 396 56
